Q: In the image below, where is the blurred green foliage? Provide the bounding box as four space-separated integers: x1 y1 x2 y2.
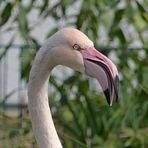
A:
0 0 148 147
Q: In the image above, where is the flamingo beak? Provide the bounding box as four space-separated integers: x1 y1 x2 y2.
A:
80 47 119 106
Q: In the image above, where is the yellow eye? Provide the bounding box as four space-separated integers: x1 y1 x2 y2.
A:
72 44 81 50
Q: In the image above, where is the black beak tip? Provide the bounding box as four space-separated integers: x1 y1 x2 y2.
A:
104 89 112 106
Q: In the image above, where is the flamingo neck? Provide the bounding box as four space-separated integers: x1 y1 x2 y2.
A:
28 48 62 148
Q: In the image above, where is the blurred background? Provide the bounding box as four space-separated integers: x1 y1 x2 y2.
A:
0 0 148 147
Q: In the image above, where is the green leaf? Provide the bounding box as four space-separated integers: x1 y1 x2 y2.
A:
0 89 16 106
25 0 35 12
0 2 12 26
136 1 148 22
0 36 15 60
17 1 30 40
115 27 127 45
142 67 148 89
20 48 34 80
109 8 125 41
60 0 75 15
47 27 58 38
114 8 125 25
110 26 127 45
23 127 30 135
9 129 19 138
39 0 49 15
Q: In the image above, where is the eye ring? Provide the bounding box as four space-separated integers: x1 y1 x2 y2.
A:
72 44 81 50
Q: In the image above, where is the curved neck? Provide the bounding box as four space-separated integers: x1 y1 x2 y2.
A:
28 48 62 148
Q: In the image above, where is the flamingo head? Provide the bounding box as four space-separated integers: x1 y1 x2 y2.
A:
47 28 119 106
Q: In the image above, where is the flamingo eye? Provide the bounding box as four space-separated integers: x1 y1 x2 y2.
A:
72 44 81 50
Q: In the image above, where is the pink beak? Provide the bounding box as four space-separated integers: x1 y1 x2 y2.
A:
80 47 119 106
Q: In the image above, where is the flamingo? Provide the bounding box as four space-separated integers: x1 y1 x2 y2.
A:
28 28 119 148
